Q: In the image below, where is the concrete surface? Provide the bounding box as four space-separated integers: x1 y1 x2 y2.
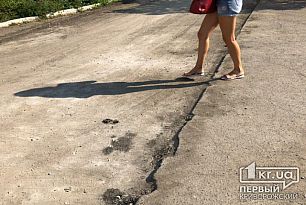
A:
3 0 304 204
0 0 257 204
138 0 306 204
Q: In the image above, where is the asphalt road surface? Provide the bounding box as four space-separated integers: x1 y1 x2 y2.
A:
0 0 258 204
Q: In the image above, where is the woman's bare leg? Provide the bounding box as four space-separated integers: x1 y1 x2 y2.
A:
184 12 218 76
218 16 244 76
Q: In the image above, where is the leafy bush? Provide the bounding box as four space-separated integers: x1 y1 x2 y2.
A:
0 0 117 22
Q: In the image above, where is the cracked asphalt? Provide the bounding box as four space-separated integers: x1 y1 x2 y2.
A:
0 1 229 203
139 0 306 204
2 0 302 204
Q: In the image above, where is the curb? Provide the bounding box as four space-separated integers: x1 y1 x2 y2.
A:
0 3 103 28
0 16 39 28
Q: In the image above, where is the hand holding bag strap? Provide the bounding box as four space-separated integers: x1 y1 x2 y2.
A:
189 0 217 14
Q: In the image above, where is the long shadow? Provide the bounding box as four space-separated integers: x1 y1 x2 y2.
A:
113 0 306 15
14 78 219 98
114 0 190 15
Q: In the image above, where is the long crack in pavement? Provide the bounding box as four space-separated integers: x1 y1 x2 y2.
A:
99 1 261 204
0 0 259 204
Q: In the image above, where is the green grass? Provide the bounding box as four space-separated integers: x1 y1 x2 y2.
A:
0 0 117 23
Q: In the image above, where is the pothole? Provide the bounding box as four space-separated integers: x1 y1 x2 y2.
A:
102 132 136 155
101 188 139 205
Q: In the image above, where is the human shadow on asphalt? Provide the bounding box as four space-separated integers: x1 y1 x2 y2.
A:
14 78 219 98
113 0 306 15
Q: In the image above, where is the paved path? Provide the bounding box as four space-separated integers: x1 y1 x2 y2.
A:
138 0 306 204
4 0 303 205
0 0 257 204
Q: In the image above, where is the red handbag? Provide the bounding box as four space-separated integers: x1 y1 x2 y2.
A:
189 0 217 14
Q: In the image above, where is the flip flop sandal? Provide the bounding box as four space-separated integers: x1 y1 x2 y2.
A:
221 73 245 80
183 71 205 77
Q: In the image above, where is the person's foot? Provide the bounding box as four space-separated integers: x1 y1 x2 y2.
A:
183 66 205 77
221 68 244 80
